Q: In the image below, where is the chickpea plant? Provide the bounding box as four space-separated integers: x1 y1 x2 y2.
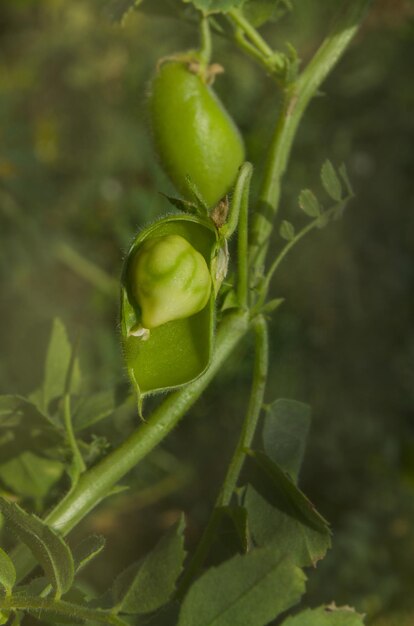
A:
0 1 371 625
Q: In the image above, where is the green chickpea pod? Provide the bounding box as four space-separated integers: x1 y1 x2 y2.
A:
130 234 212 331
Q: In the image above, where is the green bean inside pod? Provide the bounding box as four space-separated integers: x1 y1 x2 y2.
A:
120 214 226 400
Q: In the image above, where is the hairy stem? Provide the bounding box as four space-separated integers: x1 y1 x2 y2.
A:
250 0 372 276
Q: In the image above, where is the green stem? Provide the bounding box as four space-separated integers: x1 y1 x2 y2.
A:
217 315 268 504
199 16 212 66
228 9 273 59
250 0 371 276
12 310 250 582
177 315 268 597
0 596 128 626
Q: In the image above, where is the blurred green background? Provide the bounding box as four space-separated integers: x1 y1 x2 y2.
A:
0 0 413 624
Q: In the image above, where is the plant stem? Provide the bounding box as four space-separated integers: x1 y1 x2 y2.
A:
228 9 273 59
250 0 372 276
12 310 250 582
199 15 212 66
217 315 268 505
177 315 268 597
0 596 128 626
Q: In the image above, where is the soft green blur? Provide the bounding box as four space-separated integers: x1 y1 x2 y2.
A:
0 1 413 623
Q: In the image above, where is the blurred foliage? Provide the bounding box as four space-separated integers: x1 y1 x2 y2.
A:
0 0 413 623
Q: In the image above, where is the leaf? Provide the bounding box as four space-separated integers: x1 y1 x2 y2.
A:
72 535 105 574
178 548 305 626
281 604 366 625
183 0 246 14
280 220 295 241
0 546 16 594
298 189 321 218
242 0 292 27
244 450 331 567
263 399 311 482
0 452 64 500
338 163 354 196
0 498 74 597
159 193 200 216
245 486 331 568
72 384 131 432
321 160 343 202
41 318 80 414
0 395 64 462
208 506 250 565
113 516 186 614
261 298 285 315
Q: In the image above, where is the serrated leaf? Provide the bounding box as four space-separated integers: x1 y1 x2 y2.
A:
321 160 343 202
281 605 366 625
298 189 321 218
263 399 311 482
245 486 331 568
183 0 246 14
113 516 186 614
338 163 354 196
0 452 64 500
0 498 74 597
0 546 16 594
178 548 305 626
242 0 292 27
244 450 331 567
72 535 105 574
280 220 295 241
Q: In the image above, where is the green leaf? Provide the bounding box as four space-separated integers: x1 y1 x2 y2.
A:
178 548 305 626
41 318 80 414
280 220 295 241
281 604 366 625
338 163 354 196
245 486 330 568
242 0 292 27
261 298 285 315
208 506 250 564
244 450 331 567
321 160 343 202
0 452 64 500
0 546 16 594
263 399 311 482
72 535 105 574
183 0 246 14
72 384 131 432
113 516 186 614
298 189 321 218
0 498 74 597
0 395 64 462
159 193 200 216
